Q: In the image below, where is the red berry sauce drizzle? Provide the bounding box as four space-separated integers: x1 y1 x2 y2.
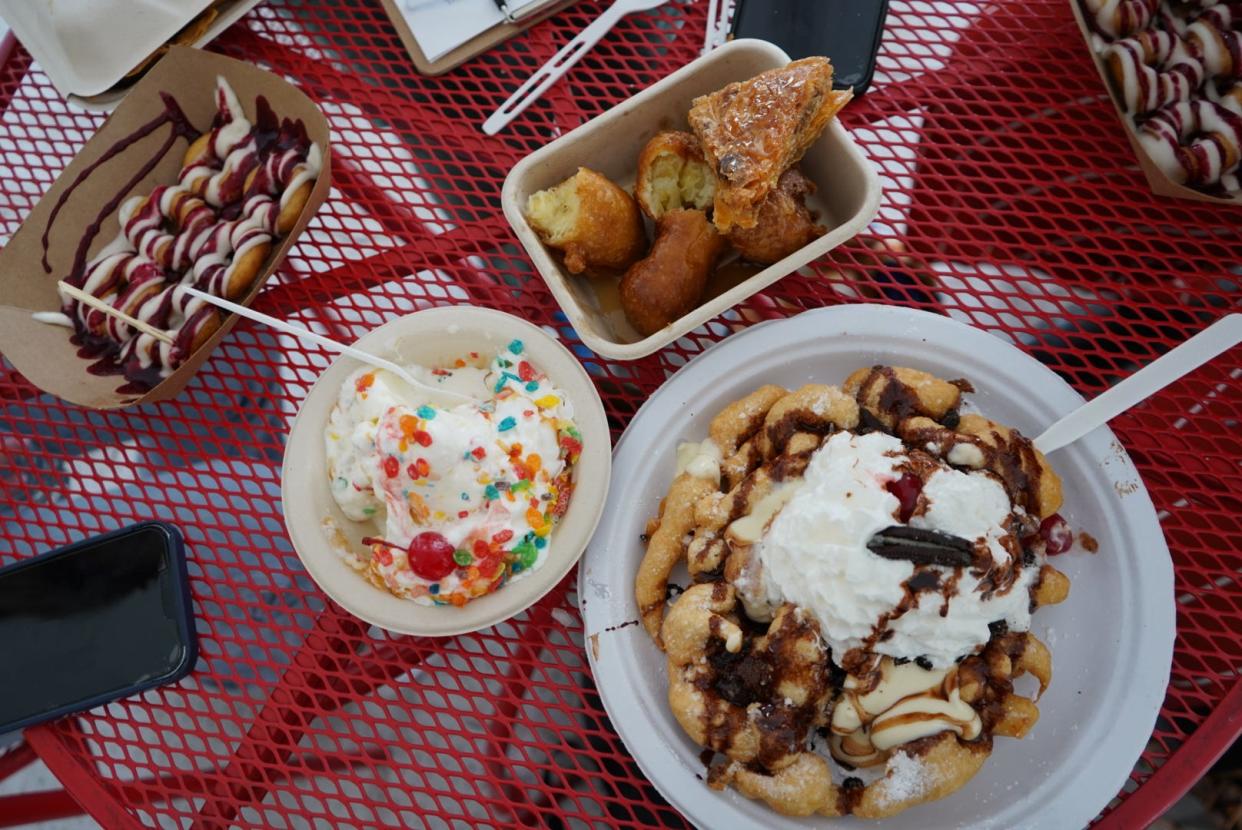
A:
886 472 923 523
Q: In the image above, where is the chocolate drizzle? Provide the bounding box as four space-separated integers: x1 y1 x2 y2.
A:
697 607 829 767
857 365 924 423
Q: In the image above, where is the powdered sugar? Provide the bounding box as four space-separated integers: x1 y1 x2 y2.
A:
876 750 931 807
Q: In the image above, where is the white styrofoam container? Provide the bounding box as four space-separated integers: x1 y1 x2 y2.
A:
0 0 261 110
502 39 882 361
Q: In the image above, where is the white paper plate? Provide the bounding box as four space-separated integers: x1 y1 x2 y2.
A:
579 304 1174 830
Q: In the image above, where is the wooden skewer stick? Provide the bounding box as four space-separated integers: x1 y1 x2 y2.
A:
56 280 173 345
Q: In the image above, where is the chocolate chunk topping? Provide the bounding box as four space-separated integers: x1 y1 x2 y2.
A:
907 569 942 592
709 646 773 708
988 619 1008 637
941 409 961 429
915 656 934 670
867 525 974 567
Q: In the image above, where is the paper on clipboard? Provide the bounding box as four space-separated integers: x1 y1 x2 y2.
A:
394 0 549 62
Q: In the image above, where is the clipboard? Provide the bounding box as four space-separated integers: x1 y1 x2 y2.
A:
380 0 580 76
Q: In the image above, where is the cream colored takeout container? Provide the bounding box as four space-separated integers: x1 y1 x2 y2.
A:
0 0 263 110
281 306 612 638
501 38 882 361
0 46 331 409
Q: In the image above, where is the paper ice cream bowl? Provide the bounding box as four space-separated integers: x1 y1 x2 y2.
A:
282 305 612 637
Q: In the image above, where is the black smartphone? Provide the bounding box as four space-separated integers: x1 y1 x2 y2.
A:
0 522 196 734
730 0 891 94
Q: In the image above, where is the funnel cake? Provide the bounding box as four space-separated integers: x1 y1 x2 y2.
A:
688 57 852 232
636 366 1073 817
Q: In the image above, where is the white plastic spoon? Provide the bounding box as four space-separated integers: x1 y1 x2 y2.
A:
1034 313 1241 454
180 286 479 405
482 0 670 136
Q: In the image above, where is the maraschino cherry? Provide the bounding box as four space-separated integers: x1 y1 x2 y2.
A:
362 531 457 580
1039 514 1074 556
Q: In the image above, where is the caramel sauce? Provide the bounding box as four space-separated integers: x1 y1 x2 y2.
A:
703 258 762 301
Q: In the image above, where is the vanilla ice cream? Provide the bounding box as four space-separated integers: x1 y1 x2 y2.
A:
324 340 581 606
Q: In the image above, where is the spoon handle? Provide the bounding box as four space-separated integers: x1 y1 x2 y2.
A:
180 286 474 403
1034 313 1242 454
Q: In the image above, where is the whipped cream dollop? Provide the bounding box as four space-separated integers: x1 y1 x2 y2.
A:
324 340 581 606
740 431 1037 669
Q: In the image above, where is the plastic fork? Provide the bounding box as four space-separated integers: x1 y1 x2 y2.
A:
482 0 671 135
702 0 731 54
1034 313 1242 454
180 286 479 405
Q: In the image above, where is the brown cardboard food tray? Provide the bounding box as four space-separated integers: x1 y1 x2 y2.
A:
1067 0 1239 204
0 46 332 409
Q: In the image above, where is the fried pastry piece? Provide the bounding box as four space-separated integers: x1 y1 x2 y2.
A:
727 168 826 264
636 474 717 642
689 57 852 232
897 413 1064 518
844 365 964 430
620 209 727 336
635 131 718 220
525 167 646 275
714 730 993 818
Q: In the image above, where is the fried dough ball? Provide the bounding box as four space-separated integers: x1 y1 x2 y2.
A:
852 734 992 819
727 168 826 265
635 131 717 220
954 414 1064 518
524 167 647 275
620 208 727 336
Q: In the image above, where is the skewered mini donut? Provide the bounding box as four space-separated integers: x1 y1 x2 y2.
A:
1087 0 1242 194
38 74 322 388
1083 0 1161 38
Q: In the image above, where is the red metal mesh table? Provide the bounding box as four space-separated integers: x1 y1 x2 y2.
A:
0 0 1239 827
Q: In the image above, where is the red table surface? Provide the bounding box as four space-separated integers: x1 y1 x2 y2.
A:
0 0 1239 827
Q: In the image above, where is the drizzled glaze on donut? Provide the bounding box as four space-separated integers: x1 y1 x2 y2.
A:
1083 0 1242 195
36 76 322 392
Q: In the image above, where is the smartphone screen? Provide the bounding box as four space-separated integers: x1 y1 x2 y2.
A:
730 0 890 93
0 523 195 732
